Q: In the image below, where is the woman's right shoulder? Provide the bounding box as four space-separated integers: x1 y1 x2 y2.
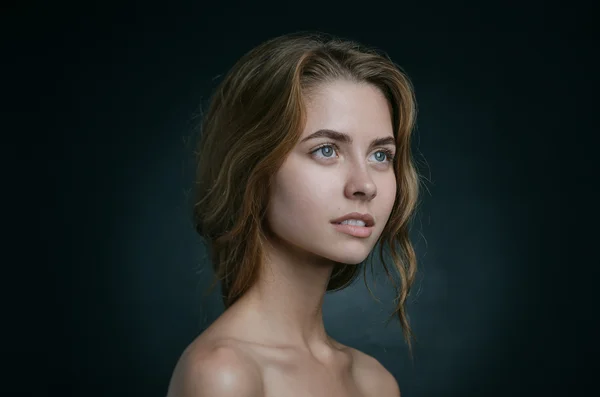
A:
166 337 264 397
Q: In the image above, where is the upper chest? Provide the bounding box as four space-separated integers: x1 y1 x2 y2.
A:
261 358 364 397
242 345 374 397
195 327 386 397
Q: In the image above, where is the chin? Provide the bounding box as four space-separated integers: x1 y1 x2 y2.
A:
335 257 366 265
320 246 372 265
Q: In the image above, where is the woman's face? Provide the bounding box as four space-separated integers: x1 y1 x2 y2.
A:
265 79 397 265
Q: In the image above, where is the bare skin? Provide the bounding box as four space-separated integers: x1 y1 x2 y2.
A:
167 80 401 396
166 301 400 397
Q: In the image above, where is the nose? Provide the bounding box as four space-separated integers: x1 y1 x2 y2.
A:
344 166 377 201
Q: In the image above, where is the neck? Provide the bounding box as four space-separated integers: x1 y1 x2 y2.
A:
232 233 339 355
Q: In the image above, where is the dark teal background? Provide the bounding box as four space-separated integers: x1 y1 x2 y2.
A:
3 2 596 396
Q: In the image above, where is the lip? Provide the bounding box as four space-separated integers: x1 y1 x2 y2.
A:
330 212 375 227
330 212 375 238
331 223 373 238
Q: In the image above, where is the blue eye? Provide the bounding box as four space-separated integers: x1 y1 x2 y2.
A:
374 151 386 162
311 144 395 163
312 144 338 158
371 149 395 163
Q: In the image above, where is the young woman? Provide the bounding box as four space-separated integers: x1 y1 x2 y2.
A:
167 31 420 397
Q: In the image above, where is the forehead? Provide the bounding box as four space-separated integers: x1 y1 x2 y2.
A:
301 80 393 139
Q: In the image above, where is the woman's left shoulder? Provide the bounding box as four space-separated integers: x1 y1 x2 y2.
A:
345 346 401 397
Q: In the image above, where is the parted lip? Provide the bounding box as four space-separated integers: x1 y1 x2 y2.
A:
331 212 375 227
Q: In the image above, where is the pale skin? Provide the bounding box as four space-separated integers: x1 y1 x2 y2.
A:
167 79 401 397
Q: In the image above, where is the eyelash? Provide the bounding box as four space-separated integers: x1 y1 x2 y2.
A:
311 143 396 163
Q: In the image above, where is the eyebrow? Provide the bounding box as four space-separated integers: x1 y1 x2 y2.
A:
300 129 396 150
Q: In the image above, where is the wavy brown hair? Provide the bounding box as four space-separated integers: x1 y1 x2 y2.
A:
192 32 420 353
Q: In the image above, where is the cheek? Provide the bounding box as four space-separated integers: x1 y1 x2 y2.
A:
267 168 335 234
376 175 398 220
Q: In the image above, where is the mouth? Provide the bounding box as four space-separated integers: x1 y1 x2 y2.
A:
330 221 374 238
330 212 375 227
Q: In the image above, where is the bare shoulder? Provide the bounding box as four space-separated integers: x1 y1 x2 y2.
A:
166 339 264 397
348 347 401 397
